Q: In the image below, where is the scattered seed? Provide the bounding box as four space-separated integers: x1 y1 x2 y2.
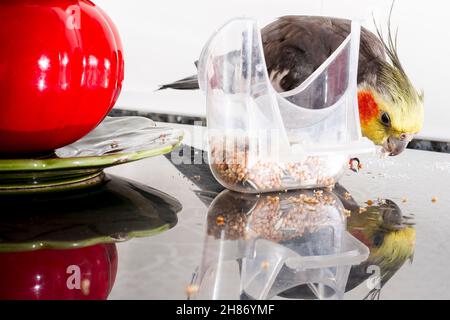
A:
432 197 438 203
343 209 352 218
207 190 338 242
186 284 199 297
274 219 283 231
304 197 319 205
402 197 408 203
344 192 352 200
261 261 270 271
349 158 361 173
314 190 324 197
267 196 280 203
216 215 225 226
81 279 91 296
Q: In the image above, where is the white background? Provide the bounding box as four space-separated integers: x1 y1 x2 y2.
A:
96 0 448 141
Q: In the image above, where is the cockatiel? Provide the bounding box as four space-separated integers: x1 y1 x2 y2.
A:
160 12 424 156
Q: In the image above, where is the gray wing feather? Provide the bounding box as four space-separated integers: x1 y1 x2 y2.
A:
262 16 386 91
161 16 386 92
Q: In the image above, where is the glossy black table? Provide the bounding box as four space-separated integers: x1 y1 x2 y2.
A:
1 125 449 300
102 139 450 300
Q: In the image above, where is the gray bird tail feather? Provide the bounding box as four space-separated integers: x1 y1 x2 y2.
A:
158 74 200 90
158 60 200 90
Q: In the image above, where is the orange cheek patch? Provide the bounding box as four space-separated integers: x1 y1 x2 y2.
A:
358 91 379 124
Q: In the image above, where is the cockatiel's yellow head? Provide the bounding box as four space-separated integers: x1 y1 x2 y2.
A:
358 15 424 156
358 76 424 156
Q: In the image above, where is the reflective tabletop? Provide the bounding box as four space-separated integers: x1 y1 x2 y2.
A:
107 143 450 300
1 130 450 300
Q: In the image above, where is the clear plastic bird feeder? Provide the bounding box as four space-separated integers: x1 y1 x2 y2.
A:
191 190 369 300
198 18 374 193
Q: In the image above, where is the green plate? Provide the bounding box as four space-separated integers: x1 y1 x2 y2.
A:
0 174 182 252
0 116 184 193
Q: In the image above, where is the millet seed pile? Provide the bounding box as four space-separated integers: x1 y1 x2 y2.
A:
207 190 344 242
209 140 339 192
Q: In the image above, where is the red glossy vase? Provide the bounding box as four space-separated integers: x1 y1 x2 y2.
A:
0 244 118 300
0 0 124 154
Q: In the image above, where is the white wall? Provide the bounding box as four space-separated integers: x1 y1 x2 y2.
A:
96 0 449 141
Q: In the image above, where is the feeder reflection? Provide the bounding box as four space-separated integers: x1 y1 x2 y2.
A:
81 55 112 89
34 53 113 92
192 189 369 300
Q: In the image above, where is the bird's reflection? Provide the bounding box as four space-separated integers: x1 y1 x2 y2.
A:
338 186 416 300
0 175 182 300
279 185 416 300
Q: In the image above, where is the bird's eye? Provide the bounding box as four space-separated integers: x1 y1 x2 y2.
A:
380 112 391 127
373 231 385 248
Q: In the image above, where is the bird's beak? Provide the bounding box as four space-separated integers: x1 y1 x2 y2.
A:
383 134 414 156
